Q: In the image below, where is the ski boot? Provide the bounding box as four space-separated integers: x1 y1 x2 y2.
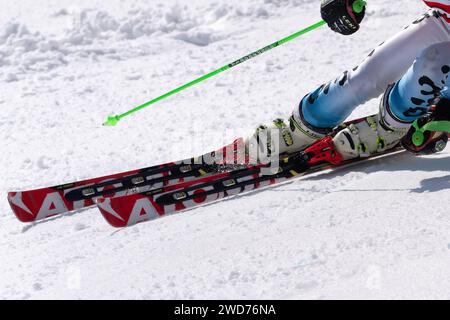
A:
332 89 410 161
401 97 450 155
245 107 331 164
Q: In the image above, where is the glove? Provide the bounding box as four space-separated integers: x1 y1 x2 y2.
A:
431 97 450 121
321 0 366 36
401 97 450 155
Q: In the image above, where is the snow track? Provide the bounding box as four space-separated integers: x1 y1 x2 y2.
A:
1 0 449 299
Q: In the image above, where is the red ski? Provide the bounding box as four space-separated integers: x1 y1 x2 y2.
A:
7 139 246 223
97 137 406 228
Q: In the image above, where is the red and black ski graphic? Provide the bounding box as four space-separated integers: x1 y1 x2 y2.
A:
10 113 424 226
97 137 405 228
7 139 246 223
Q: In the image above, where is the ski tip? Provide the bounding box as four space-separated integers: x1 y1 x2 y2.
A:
103 115 121 127
97 199 129 228
7 191 37 223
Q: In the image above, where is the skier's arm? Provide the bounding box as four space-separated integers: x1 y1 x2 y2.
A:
321 0 366 35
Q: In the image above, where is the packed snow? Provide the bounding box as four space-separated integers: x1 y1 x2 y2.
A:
1 0 449 299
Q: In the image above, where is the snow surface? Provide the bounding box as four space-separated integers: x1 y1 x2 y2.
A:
1 0 450 300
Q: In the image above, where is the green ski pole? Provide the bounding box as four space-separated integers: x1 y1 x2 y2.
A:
104 0 366 126
411 120 450 147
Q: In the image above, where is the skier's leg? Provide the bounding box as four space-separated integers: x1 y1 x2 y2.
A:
396 46 450 155
300 11 450 129
382 42 450 129
246 11 450 162
333 42 450 160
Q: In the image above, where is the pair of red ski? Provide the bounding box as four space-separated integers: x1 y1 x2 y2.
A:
7 115 405 228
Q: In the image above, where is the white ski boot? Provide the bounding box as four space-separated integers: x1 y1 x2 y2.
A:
245 107 330 163
332 86 410 160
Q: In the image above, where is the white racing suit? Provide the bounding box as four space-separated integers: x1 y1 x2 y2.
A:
295 10 450 159
300 11 450 129
248 9 450 163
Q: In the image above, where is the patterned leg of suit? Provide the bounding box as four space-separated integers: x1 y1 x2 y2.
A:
383 42 450 129
298 11 450 130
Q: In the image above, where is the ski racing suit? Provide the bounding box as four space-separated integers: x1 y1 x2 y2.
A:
301 8 450 129
293 3 450 159
248 2 450 162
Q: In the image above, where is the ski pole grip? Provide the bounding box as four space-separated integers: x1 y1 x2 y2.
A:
352 0 366 14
